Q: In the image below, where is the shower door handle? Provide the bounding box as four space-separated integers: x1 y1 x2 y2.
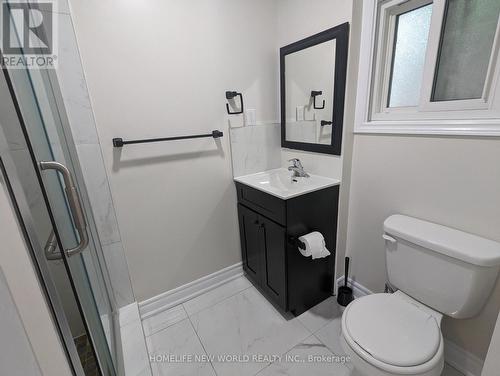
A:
39 161 89 257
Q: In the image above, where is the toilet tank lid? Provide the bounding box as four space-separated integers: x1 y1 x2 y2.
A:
384 215 500 267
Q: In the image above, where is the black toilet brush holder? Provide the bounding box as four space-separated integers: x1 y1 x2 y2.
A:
337 257 354 307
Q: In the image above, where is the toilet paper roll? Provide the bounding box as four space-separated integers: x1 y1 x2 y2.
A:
298 231 331 259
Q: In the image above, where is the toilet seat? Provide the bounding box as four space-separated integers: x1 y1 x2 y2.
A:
342 292 444 375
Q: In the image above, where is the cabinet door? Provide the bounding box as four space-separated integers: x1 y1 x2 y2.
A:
259 215 287 309
237 204 262 283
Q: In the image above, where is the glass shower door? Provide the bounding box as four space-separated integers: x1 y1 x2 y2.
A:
1 49 118 376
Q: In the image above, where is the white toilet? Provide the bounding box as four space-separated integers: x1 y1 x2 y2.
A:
341 214 500 376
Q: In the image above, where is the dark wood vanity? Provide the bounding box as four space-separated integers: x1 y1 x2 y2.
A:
236 182 339 316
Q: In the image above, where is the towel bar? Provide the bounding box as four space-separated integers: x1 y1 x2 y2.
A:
112 130 223 148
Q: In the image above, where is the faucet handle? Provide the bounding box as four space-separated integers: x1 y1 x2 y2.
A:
288 158 303 168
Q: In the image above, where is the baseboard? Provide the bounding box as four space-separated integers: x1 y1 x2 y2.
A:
336 276 484 376
444 339 484 376
138 262 243 319
336 276 373 298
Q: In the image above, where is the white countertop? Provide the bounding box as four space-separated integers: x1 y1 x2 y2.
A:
234 168 341 200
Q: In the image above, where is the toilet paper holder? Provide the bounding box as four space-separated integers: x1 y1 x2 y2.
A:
289 236 306 250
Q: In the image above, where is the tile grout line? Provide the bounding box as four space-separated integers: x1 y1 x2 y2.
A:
185 309 219 376
252 323 314 376
310 314 343 335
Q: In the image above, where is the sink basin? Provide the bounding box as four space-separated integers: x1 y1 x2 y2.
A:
234 168 340 199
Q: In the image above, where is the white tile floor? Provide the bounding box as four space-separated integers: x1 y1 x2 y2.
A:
141 276 463 376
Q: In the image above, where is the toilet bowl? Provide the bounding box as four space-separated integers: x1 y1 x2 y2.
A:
341 292 444 376
339 214 500 376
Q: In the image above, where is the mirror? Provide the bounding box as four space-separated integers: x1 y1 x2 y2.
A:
280 23 349 155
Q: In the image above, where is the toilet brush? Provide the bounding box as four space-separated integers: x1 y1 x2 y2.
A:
337 257 354 306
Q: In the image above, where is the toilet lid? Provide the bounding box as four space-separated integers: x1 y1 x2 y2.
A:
345 294 441 367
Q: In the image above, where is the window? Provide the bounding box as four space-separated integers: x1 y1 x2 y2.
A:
432 0 500 102
388 4 433 107
356 0 500 135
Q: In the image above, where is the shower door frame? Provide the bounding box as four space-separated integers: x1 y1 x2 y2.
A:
0 63 124 375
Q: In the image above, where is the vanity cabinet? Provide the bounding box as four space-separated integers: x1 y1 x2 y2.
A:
238 205 287 308
236 182 339 315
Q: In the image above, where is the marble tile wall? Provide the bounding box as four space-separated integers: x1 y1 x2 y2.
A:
53 7 134 307
229 124 281 177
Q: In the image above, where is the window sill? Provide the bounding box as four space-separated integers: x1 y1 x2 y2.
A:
354 120 500 137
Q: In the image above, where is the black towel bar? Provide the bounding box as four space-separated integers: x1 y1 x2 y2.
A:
112 130 223 148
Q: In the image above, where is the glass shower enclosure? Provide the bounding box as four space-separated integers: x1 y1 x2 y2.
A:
0 33 122 376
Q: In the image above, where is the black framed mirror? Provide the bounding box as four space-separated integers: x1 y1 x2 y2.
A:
280 23 349 155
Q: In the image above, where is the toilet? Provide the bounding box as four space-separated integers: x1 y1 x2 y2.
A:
341 214 500 376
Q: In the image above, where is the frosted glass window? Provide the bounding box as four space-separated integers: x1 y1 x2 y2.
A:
433 0 500 101
388 4 433 108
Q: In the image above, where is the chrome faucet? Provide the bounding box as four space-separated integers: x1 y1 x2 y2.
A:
288 158 309 178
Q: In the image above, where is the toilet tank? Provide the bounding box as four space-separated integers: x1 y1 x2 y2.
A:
384 215 500 319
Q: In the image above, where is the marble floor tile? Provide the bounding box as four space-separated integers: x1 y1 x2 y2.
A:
183 276 252 316
189 287 310 376
315 317 347 358
256 335 351 376
142 305 187 337
146 319 215 376
297 296 343 333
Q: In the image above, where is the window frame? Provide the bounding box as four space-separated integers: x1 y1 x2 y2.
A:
355 0 500 136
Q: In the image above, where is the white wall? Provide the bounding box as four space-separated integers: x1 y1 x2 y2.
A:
346 134 500 359
0 174 71 376
69 0 279 301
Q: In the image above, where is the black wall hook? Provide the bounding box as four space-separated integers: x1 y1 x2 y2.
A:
311 90 325 109
226 91 244 115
